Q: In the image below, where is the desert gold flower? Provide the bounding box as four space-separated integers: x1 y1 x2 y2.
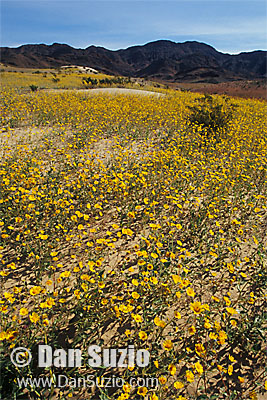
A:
159 376 167 385
19 307 28 316
174 381 184 389
168 363 176 375
230 319 237 327
186 370 194 382
172 274 181 284
162 340 173 351
188 325 196 335
195 361 203 375
137 387 148 397
218 330 227 345
132 313 142 323
151 252 158 259
122 228 134 236
195 343 206 357
228 365 233 375
139 331 147 340
190 301 203 314
60 271 71 278
30 312 40 323
174 311 181 319
186 287 195 297
29 286 42 296
226 307 238 315
154 316 166 328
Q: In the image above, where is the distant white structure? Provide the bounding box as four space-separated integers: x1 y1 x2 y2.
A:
60 65 98 74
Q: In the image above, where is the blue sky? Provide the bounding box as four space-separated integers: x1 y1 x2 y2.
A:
1 1 267 54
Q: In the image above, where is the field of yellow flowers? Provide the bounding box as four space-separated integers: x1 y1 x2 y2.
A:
0 70 164 93
0 83 266 400
0 70 112 90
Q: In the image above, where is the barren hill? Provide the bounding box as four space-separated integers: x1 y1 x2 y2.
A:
1 40 266 83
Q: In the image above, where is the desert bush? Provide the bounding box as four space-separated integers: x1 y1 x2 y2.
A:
29 84 38 92
188 94 236 143
82 76 98 87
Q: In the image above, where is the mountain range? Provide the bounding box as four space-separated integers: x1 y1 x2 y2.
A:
1 40 266 83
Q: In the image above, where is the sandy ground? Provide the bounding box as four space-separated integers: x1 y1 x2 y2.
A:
88 88 164 96
42 87 164 97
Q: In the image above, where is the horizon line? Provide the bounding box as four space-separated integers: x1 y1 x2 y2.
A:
1 39 266 55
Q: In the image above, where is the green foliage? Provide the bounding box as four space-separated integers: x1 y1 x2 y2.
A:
82 76 98 87
188 94 236 142
29 84 38 92
82 76 130 88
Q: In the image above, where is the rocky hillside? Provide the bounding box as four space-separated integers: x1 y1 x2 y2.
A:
1 40 266 82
